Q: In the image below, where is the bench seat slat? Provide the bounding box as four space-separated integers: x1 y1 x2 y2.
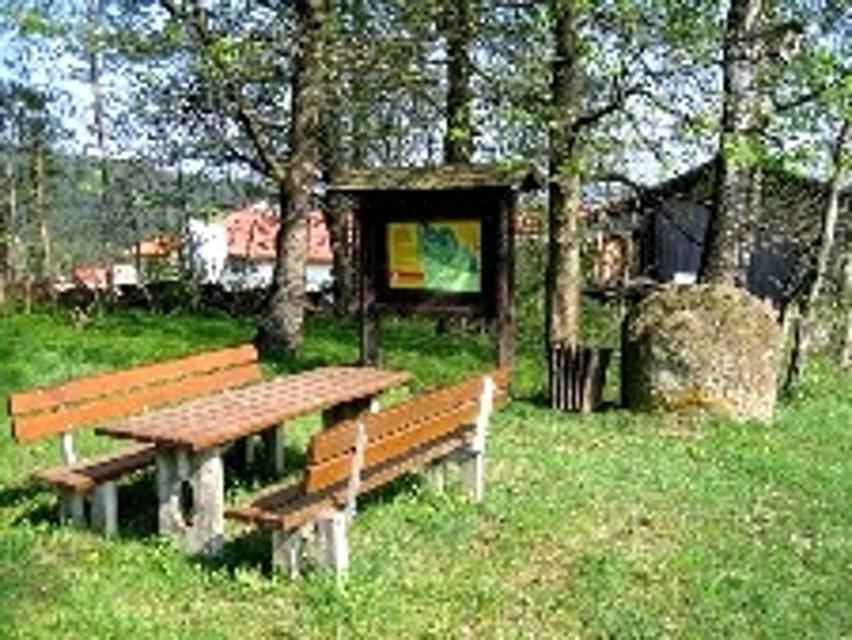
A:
34 444 157 494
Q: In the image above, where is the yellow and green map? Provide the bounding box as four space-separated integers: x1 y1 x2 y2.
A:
387 220 481 293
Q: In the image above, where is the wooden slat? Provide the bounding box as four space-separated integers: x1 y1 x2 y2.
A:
304 400 480 494
97 367 410 451
34 444 157 494
226 428 473 532
13 362 262 443
10 344 258 417
309 376 483 464
309 368 511 464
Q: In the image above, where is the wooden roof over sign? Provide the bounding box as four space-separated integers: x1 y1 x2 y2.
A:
330 163 544 193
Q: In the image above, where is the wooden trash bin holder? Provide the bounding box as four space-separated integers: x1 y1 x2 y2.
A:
547 342 611 413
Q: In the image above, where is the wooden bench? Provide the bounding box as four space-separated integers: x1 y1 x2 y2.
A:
9 344 262 536
226 368 510 577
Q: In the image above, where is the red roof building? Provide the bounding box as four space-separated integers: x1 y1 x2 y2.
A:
223 203 332 264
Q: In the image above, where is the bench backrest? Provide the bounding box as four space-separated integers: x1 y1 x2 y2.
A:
303 368 510 496
10 344 262 443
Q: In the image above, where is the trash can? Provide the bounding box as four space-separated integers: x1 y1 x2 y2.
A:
547 342 611 412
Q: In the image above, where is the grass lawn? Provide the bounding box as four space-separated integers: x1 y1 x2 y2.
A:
0 307 851 639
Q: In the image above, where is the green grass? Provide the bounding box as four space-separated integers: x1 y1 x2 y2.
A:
1 307 851 638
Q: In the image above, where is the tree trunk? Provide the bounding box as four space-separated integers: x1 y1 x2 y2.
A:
800 120 850 357
324 195 355 312
436 0 476 336
321 0 355 314
701 0 763 287
33 138 52 285
547 0 583 347
91 2 115 296
259 0 326 355
443 0 474 164
783 119 850 388
7 155 17 286
842 253 852 369
348 0 369 168
0 157 9 306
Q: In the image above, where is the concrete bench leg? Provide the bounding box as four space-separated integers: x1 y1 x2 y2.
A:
262 425 286 476
318 511 349 577
459 451 485 503
91 481 118 538
156 447 224 556
425 460 447 493
271 529 303 579
59 490 86 527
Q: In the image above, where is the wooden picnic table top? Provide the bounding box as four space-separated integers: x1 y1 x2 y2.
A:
96 366 411 452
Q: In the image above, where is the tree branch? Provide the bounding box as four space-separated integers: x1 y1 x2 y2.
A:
159 0 288 183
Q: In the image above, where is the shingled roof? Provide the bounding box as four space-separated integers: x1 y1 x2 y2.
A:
330 163 544 192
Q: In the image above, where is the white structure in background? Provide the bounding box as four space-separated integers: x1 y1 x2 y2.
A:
182 202 334 292
185 218 228 284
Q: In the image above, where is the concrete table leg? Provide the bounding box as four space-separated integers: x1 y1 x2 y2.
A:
262 425 286 476
156 447 224 556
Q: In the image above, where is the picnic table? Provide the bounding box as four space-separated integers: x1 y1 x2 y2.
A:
97 366 410 555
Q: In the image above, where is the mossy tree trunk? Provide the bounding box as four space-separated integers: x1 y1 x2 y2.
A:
442 0 474 164
795 118 850 374
260 0 326 354
547 0 582 347
321 0 355 314
701 0 764 287
842 256 852 369
0 157 10 306
32 133 52 284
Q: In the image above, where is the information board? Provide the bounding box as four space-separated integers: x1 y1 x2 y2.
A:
387 220 482 293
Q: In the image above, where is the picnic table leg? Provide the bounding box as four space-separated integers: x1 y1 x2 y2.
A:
156 447 225 556
239 436 258 469
262 425 286 476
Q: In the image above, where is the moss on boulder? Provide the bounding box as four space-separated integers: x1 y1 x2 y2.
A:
622 284 782 422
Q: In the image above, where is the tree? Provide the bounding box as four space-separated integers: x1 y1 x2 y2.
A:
154 0 327 353
442 0 474 164
258 0 327 354
546 0 583 347
787 117 851 381
700 0 765 286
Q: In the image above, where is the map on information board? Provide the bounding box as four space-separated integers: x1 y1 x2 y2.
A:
387 220 481 293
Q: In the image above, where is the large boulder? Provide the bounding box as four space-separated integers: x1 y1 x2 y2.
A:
622 284 783 422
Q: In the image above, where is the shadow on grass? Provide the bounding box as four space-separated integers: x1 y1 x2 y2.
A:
0 481 44 510
525 389 623 414
222 443 308 491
